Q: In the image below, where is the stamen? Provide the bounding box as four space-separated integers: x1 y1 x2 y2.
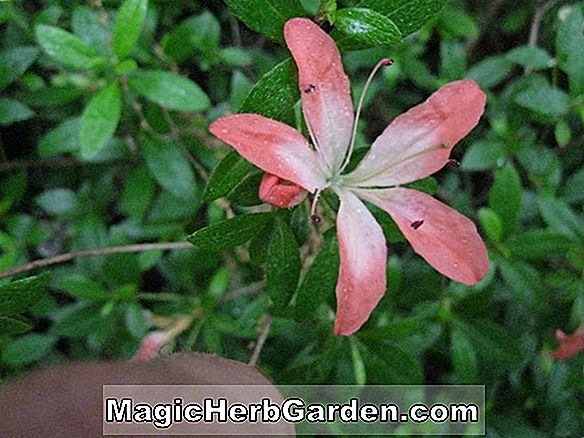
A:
311 189 322 223
339 58 394 174
410 220 424 230
303 84 316 94
446 159 460 168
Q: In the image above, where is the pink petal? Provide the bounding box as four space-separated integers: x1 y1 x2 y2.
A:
345 80 486 187
259 173 307 208
357 188 489 285
334 190 387 336
552 326 584 360
284 18 354 173
210 114 326 192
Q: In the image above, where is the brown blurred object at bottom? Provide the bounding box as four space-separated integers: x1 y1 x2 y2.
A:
0 353 295 437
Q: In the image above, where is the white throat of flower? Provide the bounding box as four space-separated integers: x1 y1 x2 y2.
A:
310 58 394 223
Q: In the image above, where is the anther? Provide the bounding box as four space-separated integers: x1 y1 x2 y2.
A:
311 214 322 223
411 220 424 230
303 84 316 94
446 159 460 168
380 58 394 66
442 141 452 148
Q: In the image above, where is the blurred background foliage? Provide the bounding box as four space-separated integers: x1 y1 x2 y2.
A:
0 0 583 435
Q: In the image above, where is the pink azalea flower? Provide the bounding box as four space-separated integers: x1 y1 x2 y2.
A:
210 18 490 335
552 325 584 360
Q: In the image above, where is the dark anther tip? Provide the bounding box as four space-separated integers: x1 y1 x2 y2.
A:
380 58 394 66
303 84 316 94
410 220 424 230
311 214 322 224
446 159 460 168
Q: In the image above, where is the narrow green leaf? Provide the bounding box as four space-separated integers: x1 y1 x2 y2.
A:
0 274 48 316
142 135 197 200
38 117 81 157
295 234 339 319
129 70 210 112
113 0 148 59
239 58 299 119
461 139 507 171
515 84 570 118
354 0 447 36
467 56 513 89
0 315 33 336
162 12 221 62
120 167 156 223
478 208 503 244
556 6 584 95
72 6 112 57
1 334 56 366
507 229 572 260
204 151 253 202
537 196 584 240
335 8 402 48
224 0 305 43
505 45 553 70
451 327 478 383
0 47 39 92
58 274 110 301
561 167 584 204
35 24 101 69
80 82 122 159
188 213 272 253
0 98 34 125
498 259 545 308
489 163 522 237
267 219 301 310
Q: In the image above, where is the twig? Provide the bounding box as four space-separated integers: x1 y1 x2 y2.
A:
220 281 266 303
0 156 136 173
248 315 273 367
0 242 192 280
528 0 561 47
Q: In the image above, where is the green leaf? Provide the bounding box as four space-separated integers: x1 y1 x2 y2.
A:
162 12 221 62
129 70 210 112
125 303 148 338
38 117 80 157
461 139 507 171
0 46 39 92
489 163 522 238
80 82 122 159
142 135 197 200
204 150 253 202
467 56 513 88
554 119 571 147
224 0 305 43
507 229 572 260
537 196 584 241
1 334 56 366
355 0 447 36
360 341 423 384
187 213 272 253
505 45 553 70
239 58 300 119
0 274 48 316
72 6 112 57
113 0 148 59
295 234 339 319
227 172 263 206
561 167 584 204
556 5 584 95
120 167 156 223
498 258 545 308
334 8 402 48
0 98 34 125
267 219 301 310
58 274 110 301
515 84 570 118
35 188 77 216
0 315 33 336
478 208 503 244
451 327 478 383
35 24 101 69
